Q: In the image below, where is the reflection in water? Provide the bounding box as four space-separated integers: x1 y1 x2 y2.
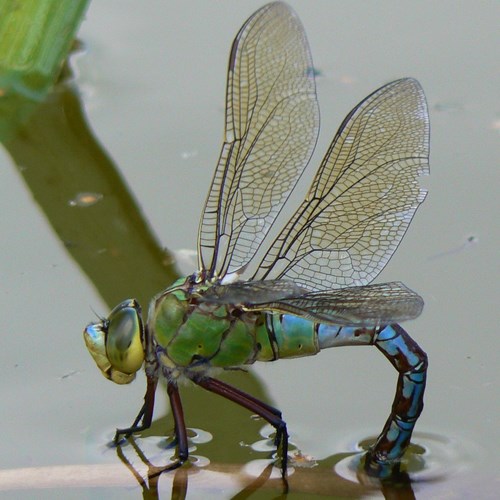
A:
116 436 188 499
3 80 179 308
115 428 471 498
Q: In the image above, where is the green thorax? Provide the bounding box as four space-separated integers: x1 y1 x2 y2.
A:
148 278 267 369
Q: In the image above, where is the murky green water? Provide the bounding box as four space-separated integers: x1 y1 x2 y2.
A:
1 1 498 498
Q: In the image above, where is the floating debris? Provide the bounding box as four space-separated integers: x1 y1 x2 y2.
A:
68 192 103 207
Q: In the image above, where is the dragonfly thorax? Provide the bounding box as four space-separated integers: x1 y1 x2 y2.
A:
148 277 266 379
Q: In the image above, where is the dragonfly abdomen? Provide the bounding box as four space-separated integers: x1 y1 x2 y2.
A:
260 313 380 361
260 314 319 360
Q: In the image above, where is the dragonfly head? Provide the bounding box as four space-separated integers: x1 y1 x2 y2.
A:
83 299 145 385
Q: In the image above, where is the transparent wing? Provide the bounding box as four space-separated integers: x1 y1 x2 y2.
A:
252 78 430 290
198 2 319 280
200 279 309 305
244 281 424 327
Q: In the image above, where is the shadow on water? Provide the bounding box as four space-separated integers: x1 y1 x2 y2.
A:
3 68 177 308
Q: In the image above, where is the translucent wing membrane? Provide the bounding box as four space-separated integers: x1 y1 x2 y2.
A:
253 78 429 290
200 279 309 305
245 280 424 327
198 2 319 279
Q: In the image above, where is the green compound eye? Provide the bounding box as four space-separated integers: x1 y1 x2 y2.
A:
106 300 145 374
84 299 144 385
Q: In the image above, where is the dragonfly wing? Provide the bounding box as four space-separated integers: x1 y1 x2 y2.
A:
245 281 424 327
200 279 309 305
252 78 430 290
198 2 319 280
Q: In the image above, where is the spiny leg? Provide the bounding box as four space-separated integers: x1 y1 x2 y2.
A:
115 376 158 442
366 324 427 475
193 375 289 477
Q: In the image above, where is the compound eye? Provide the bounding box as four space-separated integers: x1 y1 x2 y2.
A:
106 300 144 375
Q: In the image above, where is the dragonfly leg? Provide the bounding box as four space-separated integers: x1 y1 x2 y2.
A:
165 380 189 468
114 375 158 442
193 375 289 477
201 377 283 418
367 323 427 474
144 381 189 475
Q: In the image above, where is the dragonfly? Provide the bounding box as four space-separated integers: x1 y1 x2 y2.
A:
84 1 429 477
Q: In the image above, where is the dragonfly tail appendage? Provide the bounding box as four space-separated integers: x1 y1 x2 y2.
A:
366 324 427 475
194 375 289 478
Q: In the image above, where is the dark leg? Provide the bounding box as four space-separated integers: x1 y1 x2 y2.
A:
193 375 289 478
366 324 427 475
115 381 188 478
147 381 189 475
200 376 283 418
115 375 158 442
166 381 189 467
